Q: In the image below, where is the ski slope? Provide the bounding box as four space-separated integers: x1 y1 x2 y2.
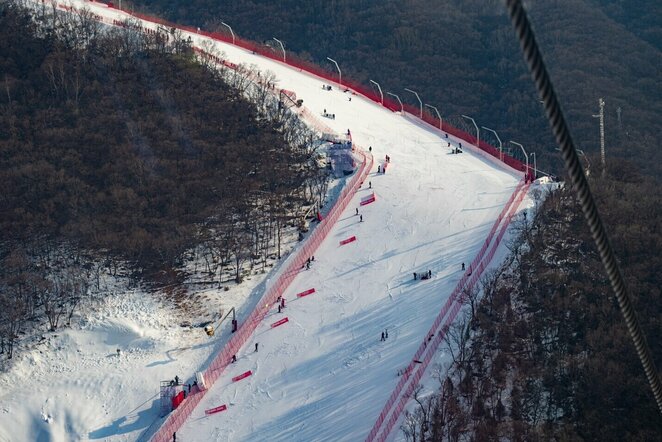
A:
9 2 536 441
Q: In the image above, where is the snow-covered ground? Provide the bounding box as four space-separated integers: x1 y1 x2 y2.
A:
1 2 542 441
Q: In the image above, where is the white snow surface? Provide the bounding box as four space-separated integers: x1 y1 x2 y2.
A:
1 2 543 441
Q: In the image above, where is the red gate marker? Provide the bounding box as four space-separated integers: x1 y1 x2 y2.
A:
232 370 252 382
340 236 357 246
296 288 316 298
205 404 228 415
360 193 376 206
271 317 289 328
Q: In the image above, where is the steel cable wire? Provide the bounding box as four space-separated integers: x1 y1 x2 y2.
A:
504 0 662 414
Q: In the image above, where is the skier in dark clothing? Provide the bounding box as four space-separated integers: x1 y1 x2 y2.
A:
306 261 310 270
413 272 417 280
428 270 432 279
232 354 237 363
381 332 385 341
377 165 381 173
369 181 372 189
369 146 372 152
255 343 259 352
385 329 389 339
356 208 359 215
311 256 315 261
278 305 282 313
461 262 465 271
360 215 363 222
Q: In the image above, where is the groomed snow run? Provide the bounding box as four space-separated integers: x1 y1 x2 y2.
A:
6 2 543 441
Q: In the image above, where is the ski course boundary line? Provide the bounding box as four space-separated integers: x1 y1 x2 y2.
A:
366 181 530 442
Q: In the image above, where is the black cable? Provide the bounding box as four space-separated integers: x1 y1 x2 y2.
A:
504 0 662 415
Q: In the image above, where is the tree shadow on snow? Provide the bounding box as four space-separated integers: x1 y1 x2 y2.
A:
88 398 160 439
145 340 215 367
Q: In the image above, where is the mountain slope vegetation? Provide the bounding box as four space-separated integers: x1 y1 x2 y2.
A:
1 2 323 271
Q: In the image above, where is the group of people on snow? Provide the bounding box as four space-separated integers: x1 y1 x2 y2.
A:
413 270 433 281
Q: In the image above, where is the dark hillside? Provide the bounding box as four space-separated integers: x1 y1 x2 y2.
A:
0 3 322 271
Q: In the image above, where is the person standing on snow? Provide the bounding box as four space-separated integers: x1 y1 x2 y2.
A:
255 343 259 352
381 332 385 341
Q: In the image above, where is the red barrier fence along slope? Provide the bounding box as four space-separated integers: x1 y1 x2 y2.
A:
366 181 530 442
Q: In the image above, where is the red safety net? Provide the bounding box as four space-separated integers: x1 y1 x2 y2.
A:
171 391 185 410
